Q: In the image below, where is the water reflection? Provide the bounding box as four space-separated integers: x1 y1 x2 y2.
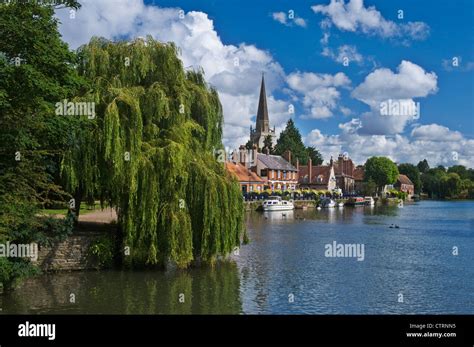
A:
1 261 242 314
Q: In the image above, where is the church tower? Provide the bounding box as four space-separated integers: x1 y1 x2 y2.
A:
250 74 276 149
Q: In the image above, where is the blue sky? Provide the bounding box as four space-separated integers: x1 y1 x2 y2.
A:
56 0 474 167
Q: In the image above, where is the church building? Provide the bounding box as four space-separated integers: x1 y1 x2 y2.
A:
249 75 277 149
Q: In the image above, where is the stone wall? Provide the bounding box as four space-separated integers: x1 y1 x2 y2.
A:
33 223 116 271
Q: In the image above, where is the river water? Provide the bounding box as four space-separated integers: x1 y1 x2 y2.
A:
1 200 473 314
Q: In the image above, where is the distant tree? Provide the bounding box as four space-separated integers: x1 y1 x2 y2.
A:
245 140 253 151
437 165 446 172
263 134 274 154
417 159 430 173
361 179 377 196
448 165 468 179
364 157 399 194
274 119 308 165
398 163 422 194
306 146 323 165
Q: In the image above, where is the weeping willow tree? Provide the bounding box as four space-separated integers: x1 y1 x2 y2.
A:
61 36 245 268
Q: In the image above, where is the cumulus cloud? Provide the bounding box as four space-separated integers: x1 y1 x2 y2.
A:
350 60 438 135
312 0 429 42
271 11 307 27
287 71 351 119
55 0 291 149
305 124 474 168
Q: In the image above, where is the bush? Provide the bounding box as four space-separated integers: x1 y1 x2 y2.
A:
88 236 114 269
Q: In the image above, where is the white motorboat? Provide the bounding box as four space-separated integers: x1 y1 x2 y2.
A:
320 198 336 208
364 196 375 206
337 202 344 207
262 196 294 211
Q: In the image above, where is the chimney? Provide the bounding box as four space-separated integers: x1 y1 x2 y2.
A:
232 150 238 163
283 149 291 164
252 144 258 167
239 145 246 166
308 158 312 184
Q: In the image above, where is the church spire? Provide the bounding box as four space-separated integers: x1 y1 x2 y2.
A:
256 73 269 133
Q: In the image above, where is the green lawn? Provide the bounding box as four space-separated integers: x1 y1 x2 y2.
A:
39 202 101 216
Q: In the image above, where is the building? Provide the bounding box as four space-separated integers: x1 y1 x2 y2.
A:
254 150 298 191
395 174 415 197
353 166 365 194
249 74 277 149
225 161 265 194
332 154 356 194
297 158 337 191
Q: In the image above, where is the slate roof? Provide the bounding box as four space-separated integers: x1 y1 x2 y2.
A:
257 153 297 171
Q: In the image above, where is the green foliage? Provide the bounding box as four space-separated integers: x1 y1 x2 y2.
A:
398 163 421 194
262 134 273 154
361 179 377 196
274 119 307 165
306 146 323 165
62 37 244 268
0 1 81 289
364 156 399 192
417 159 430 174
88 236 114 269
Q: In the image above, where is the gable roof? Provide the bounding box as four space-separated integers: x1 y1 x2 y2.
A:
397 174 414 186
225 162 264 183
257 153 296 171
298 165 333 184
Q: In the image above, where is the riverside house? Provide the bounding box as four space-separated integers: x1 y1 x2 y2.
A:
225 161 265 194
297 158 337 191
254 150 298 191
394 174 415 197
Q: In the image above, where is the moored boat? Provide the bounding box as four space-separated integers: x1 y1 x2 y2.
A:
364 196 375 206
345 197 365 206
262 196 294 211
320 198 336 208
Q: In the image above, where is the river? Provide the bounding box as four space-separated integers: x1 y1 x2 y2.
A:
1 200 473 314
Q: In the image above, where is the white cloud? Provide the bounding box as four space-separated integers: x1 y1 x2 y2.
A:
287 71 351 119
272 12 287 25
411 124 463 142
312 0 429 41
349 60 438 135
322 44 363 65
55 0 290 149
271 11 307 27
305 124 474 168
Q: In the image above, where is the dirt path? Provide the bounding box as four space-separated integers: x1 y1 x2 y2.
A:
78 208 117 223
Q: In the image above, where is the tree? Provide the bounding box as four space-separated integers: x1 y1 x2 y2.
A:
274 119 309 165
61 37 245 269
398 163 422 194
0 1 81 289
417 159 430 173
364 157 399 194
306 146 323 165
448 165 468 179
262 134 273 154
244 140 253 150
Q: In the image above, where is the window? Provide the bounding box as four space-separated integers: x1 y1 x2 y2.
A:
317 175 324 183
283 171 287 179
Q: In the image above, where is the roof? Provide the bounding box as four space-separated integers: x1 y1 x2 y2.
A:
397 174 414 186
225 162 264 183
298 165 332 184
257 153 297 171
353 167 365 181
